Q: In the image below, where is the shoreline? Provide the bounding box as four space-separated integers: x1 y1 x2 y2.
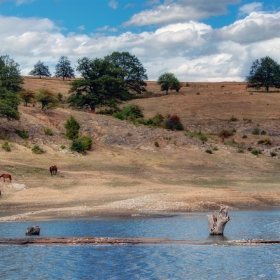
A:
0 203 279 222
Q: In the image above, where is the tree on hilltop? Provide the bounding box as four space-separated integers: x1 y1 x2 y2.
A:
157 72 181 95
54 56 75 80
29 61 51 79
68 52 148 112
246 56 280 92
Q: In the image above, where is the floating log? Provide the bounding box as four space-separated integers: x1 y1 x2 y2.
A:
207 206 231 235
25 226 40 236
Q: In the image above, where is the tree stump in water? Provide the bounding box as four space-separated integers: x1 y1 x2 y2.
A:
207 207 231 235
25 226 40 236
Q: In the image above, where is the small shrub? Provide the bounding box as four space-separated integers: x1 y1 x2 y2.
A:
44 127 53 136
242 134 247 138
165 115 184 130
15 129 29 139
154 141 159 147
261 130 266 135
185 82 191 87
71 136 92 154
213 146 218 151
57 92 63 102
258 138 271 145
229 115 238 122
218 129 233 139
60 145 66 149
252 127 260 135
127 132 132 137
32 145 44 154
0 135 10 141
112 111 125 120
2 141 11 151
65 115 80 140
238 148 244 153
270 151 277 157
205 149 212 154
232 128 237 133
122 104 144 119
196 92 200 95
251 149 261 156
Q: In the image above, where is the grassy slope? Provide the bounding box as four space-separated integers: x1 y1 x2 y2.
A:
0 76 279 215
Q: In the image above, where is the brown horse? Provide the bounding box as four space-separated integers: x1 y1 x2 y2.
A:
0 174 12 182
50 166 57 176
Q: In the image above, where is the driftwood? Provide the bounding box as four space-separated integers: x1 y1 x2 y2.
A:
25 226 40 236
207 207 231 235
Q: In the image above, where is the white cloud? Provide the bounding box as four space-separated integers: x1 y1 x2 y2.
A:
123 0 240 27
16 0 36 5
210 12 280 44
108 0 118 9
1 11 280 82
78 25 85 31
239 2 263 16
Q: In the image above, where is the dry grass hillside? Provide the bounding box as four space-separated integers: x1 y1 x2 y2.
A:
0 76 280 221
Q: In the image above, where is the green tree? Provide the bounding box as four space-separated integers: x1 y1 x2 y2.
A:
65 115 80 140
0 87 20 120
105 52 148 94
157 72 181 95
36 89 57 111
68 53 148 112
246 56 280 92
0 55 23 92
29 61 51 79
19 89 36 106
54 56 75 80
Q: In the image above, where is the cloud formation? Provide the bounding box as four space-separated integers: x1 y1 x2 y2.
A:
108 0 118 9
123 0 240 26
0 7 280 82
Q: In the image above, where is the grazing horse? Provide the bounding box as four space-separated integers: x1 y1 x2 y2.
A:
50 166 57 176
0 174 12 182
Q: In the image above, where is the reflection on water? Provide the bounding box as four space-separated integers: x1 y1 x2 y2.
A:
0 209 279 279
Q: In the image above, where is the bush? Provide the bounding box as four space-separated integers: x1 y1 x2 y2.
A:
261 130 266 135
251 149 261 156
44 127 53 136
2 141 11 151
71 136 92 154
15 129 29 139
252 127 260 135
165 115 184 130
60 145 66 149
218 129 233 139
205 149 212 154
112 111 125 120
154 141 159 147
32 145 44 154
242 134 247 138
270 151 277 157
229 115 238 122
65 115 80 140
258 138 271 145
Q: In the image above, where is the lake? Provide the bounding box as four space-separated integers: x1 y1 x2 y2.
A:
0 209 279 279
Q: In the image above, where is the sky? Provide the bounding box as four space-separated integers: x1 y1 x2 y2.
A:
0 0 280 82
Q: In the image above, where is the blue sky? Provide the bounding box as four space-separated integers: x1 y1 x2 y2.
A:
0 0 280 81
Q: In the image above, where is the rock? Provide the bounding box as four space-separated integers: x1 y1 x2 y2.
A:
9 183 26 190
25 226 40 236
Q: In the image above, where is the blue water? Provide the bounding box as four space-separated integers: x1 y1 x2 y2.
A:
0 210 279 279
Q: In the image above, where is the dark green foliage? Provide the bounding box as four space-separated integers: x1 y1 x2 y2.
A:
44 128 53 136
187 132 208 143
242 134 247 138
36 89 58 111
112 105 143 121
15 129 29 139
229 115 238 121
258 138 271 145
68 52 148 111
157 72 181 95
29 61 51 79
0 88 20 120
71 136 92 153
251 149 261 156
146 113 164 127
165 115 184 130
261 130 266 135
57 93 63 102
112 111 125 120
246 56 280 92
0 55 23 92
205 149 212 154
252 127 260 135
154 141 159 147
32 145 44 154
65 115 80 140
2 141 11 151
270 151 277 157
54 56 75 80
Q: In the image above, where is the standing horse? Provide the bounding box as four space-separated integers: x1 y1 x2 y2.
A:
50 166 57 176
0 174 12 182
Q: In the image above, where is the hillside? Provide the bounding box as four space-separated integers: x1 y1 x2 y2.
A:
0 77 280 221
